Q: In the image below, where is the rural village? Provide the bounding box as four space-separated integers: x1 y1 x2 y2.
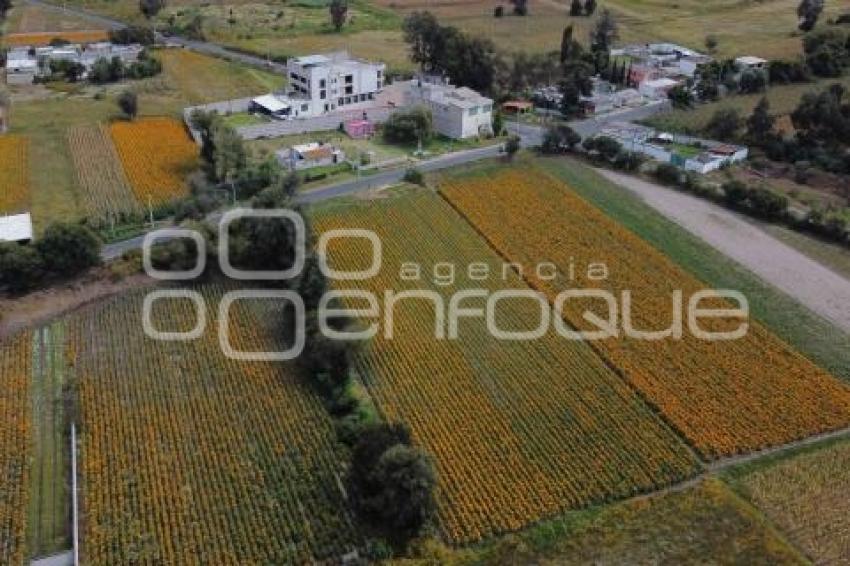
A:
1 0 850 563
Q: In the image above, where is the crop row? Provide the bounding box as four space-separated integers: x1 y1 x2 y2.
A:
109 117 196 206
68 285 359 564
440 168 850 459
68 124 143 220
0 331 32 565
313 191 700 544
0 135 29 215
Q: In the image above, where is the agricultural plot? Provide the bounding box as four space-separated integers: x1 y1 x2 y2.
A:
2 31 108 47
0 135 29 215
440 168 850 460
109 118 197 206
0 331 32 565
69 285 359 563
727 438 850 564
68 125 142 221
314 190 700 544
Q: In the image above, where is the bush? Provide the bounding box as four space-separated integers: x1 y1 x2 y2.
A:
383 106 433 145
654 163 681 185
0 243 45 294
540 124 581 154
403 168 425 186
36 222 102 279
612 150 644 171
109 25 155 45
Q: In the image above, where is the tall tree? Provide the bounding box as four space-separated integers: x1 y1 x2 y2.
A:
589 9 618 73
560 25 575 64
117 90 138 119
329 0 348 32
797 0 824 32
747 96 776 143
139 0 165 19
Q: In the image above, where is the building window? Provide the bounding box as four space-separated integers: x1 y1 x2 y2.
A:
345 85 353 95
469 106 479 116
324 103 329 112
338 97 344 105
483 104 492 113
377 81 382 90
345 74 353 83
320 90 326 99
320 79 326 88
301 104 309 112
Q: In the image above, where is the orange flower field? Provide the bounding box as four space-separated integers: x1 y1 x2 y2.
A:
2 31 108 46
0 332 32 565
314 191 701 544
109 118 196 206
0 135 29 214
70 286 359 563
440 167 850 460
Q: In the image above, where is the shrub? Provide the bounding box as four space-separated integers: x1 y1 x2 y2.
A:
36 222 102 278
0 243 45 294
403 168 425 186
654 163 682 185
383 107 433 145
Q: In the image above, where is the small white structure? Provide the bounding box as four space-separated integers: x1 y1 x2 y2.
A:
638 77 682 99
251 94 291 119
404 76 493 139
283 51 386 118
0 213 34 243
276 142 345 171
735 56 768 71
5 48 38 85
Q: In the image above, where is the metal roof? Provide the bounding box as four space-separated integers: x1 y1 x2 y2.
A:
0 213 34 242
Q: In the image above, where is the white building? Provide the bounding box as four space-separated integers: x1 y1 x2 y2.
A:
283 52 386 118
404 77 494 139
638 77 682 99
0 213 34 243
735 56 768 71
5 48 38 85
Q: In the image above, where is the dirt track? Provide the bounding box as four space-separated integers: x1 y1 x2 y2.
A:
597 169 850 334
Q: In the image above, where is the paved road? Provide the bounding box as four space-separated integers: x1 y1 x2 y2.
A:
598 168 850 334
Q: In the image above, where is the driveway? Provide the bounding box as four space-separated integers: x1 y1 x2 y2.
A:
597 169 850 334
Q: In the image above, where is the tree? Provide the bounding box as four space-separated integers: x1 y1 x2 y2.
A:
667 85 693 108
739 69 767 93
504 134 521 159
803 29 850 77
589 9 618 73
510 0 528 16
705 108 741 141
139 0 165 19
569 0 583 16
492 111 504 136
541 124 582 153
190 109 219 164
0 243 44 294
791 86 850 145
560 25 575 64
704 35 718 54
36 223 101 278
110 25 155 45
213 125 247 183
584 0 597 16
383 106 433 145
560 57 594 117
117 90 138 119
747 96 776 144
360 445 437 537
797 0 824 32
329 0 348 31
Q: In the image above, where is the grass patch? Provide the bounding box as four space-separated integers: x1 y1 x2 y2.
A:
220 112 270 128
536 156 850 380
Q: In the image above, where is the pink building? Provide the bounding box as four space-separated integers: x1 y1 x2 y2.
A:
345 119 375 139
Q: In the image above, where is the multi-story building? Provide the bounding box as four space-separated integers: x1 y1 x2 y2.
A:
283 52 386 118
404 76 494 139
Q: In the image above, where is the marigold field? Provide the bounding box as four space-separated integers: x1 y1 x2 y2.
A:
730 439 850 563
68 124 142 220
68 285 359 563
109 118 196 206
440 168 850 460
2 30 108 46
0 135 29 214
314 191 701 544
0 331 32 565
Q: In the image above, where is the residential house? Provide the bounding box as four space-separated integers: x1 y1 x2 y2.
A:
735 56 768 71
404 76 494 139
276 142 346 171
5 48 38 85
4 43 143 85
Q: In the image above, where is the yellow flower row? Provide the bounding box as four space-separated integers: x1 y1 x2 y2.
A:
0 135 29 214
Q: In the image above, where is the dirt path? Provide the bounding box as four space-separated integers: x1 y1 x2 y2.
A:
597 169 850 334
